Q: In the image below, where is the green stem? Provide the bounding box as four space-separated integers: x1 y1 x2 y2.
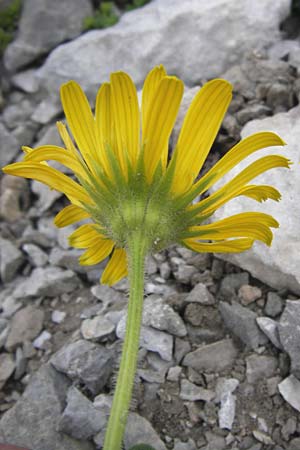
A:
103 233 148 450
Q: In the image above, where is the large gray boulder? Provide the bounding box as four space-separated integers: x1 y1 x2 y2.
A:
37 0 290 99
212 105 300 294
4 0 92 72
0 365 94 450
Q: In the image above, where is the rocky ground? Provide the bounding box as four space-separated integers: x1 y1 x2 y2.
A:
1 0 300 449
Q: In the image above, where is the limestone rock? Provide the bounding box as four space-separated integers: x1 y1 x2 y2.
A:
0 122 20 167
278 300 300 377
183 339 238 372
212 106 300 294
51 339 114 395
0 365 94 450
37 0 289 99
117 315 173 361
4 0 92 72
0 353 15 389
278 375 300 412
59 386 106 440
219 301 267 349
13 266 81 299
5 305 44 351
0 237 23 283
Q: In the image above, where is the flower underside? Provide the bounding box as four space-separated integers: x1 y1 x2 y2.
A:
3 65 290 285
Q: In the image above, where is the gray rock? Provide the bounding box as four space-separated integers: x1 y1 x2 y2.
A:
252 430 274 446
124 412 166 450
265 292 283 317
268 39 300 61
59 386 106 440
219 272 249 298
49 247 85 273
279 375 300 412
51 339 114 394
167 365 182 382
173 438 197 450
14 346 27 380
0 353 15 389
0 237 23 283
22 243 48 267
143 295 187 337
215 377 239 402
13 266 81 299
0 122 20 166
5 305 44 351
0 364 94 450
3 99 34 130
173 263 198 284
159 261 171 279
35 122 63 147
246 354 278 383
12 69 40 93
236 103 271 125
137 367 165 384
183 339 238 372
212 106 300 294
117 316 173 361
180 379 215 402
174 337 191 364
215 378 239 430
31 99 62 125
219 301 267 349
91 283 126 308
37 0 289 99
33 330 52 349
289 438 300 450
0 175 30 223
4 0 92 72
278 300 300 377
31 179 63 212
256 317 282 349
238 284 262 305
81 315 115 341
281 417 297 441
185 283 215 305
51 310 66 324
0 293 22 318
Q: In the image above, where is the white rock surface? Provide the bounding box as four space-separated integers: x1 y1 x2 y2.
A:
212 106 300 294
4 0 92 72
37 0 289 99
278 375 300 412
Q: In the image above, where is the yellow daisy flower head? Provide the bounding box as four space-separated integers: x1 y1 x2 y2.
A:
3 65 290 286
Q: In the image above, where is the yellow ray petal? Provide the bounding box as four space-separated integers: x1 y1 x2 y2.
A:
56 121 80 159
172 79 232 194
79 239 114 265
101 247 128 286
184 238 254 253
185 212 278 246
68 223 103 248
95 82 113 174
241 185 281 202
60 81 98 169
191 132 286 197
24 145 86 178
143 76 184 180
54 204 91 228
142 65 166 129
193 155 290 216
110 72 140 171
2 162 91 204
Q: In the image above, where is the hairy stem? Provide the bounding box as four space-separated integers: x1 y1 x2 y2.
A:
103 233 147 450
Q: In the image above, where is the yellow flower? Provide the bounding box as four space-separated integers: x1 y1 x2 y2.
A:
3 65 289 285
